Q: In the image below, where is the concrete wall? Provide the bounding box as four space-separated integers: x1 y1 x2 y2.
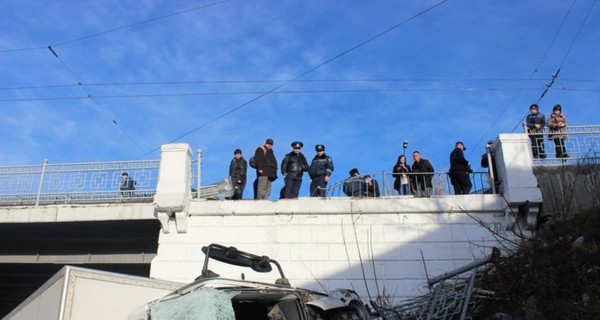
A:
150 195 510 301
149 133 546 302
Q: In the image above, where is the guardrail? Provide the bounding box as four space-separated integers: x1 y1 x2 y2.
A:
0 159 160 206
523 125 600 166
321 171 493 197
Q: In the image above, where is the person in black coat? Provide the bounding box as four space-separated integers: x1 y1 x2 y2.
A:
449 141 472 194
393 155 412 195
228 149 247 200
481 140 499 193
411 151 435 196
281 141 309 199
308 144 334 197
364 175 380 197
254 138 277 199
343 168 366 197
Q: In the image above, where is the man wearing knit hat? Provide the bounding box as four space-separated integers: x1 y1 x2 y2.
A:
525 103 547 159
228 149 247 199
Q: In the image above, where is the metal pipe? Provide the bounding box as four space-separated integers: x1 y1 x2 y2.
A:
427 248 497 287
35 158 48 206
197 149 202 198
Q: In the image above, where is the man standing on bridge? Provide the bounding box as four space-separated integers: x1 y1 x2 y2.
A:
119 172 136 198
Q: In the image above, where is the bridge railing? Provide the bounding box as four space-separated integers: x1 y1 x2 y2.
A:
322 171 493 197
523 125 600 166
0 159 160 206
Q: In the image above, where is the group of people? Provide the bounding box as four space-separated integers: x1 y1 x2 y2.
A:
228 138 482 200
228 103 567 200
526 103 568 159
391 150 437 197
228 139 333 200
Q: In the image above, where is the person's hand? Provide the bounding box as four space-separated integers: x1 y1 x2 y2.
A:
324 176 330 182
535 124 541 129
258 169 263 175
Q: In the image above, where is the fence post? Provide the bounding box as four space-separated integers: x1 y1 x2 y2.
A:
197 149 202 198
35 158 48 207
381 170 387 196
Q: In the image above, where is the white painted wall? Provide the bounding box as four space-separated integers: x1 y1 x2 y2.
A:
149 133 543 302
150 195 511 302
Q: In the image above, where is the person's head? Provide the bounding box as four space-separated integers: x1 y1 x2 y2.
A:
291 141 303 154
265 138 274 149
412 151 421 162
349 168 359 177
455 141 466 151
553 104 562 115
363 174 372 183
315 144 325 155
234 149 242 159
486 140 494 149
121 172 129 179
529 103 539 114
399 155 407 164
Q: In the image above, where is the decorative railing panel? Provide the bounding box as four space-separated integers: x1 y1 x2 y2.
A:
0 159 159 206
524 125 600 166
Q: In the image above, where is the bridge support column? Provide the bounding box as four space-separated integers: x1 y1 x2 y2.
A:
495 133 543 231
153 144 192 233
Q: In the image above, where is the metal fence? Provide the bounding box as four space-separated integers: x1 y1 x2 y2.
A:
524 125 600 166
321 171 493 197
371 249 498 320
0 159 160 206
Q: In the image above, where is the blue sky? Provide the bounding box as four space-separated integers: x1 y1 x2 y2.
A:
1 0 599 198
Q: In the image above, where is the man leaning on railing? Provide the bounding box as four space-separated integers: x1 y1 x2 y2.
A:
119 172 136 198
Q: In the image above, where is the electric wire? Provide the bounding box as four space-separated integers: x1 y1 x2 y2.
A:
0 0 233 53
5 86 600 103
142 0 450 157
509 0 597 133
3 77 600 91
47 46 149 157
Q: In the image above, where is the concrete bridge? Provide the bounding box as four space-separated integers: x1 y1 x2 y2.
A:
1 128 599 318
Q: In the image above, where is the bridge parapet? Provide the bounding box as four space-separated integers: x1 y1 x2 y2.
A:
0 159 159 206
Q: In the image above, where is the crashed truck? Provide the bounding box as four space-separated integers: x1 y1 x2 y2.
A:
129 243 371 320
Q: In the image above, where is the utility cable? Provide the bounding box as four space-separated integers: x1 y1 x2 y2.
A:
8 86 593 103
7 77 600 91
142 0 449 157
536 0 597 102
47 46 149 156
0 0 233 53
467 0 578 161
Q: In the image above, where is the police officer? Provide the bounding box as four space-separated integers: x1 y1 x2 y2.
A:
281 141 309 198
308 144 334 197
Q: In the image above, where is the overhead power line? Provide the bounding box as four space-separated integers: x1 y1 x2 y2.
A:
4 77 600 91
5 86 600 103
0 0 233 53
142 0 450 157
46 46 149 157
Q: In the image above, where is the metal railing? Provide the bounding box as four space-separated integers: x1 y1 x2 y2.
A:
523 125 600 166
0 159 160 206
372 248 498 320
320 171 493 197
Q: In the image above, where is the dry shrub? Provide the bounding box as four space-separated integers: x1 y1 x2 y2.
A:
476 207 600 320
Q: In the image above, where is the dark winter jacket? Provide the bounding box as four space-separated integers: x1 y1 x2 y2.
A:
526 112 546 133
229 157 247 188
392 158 411 190
450 147 470 173
343 176 366 197
308 154 334 178
281 152 309 177
255 145 278 181
411 159 434 188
